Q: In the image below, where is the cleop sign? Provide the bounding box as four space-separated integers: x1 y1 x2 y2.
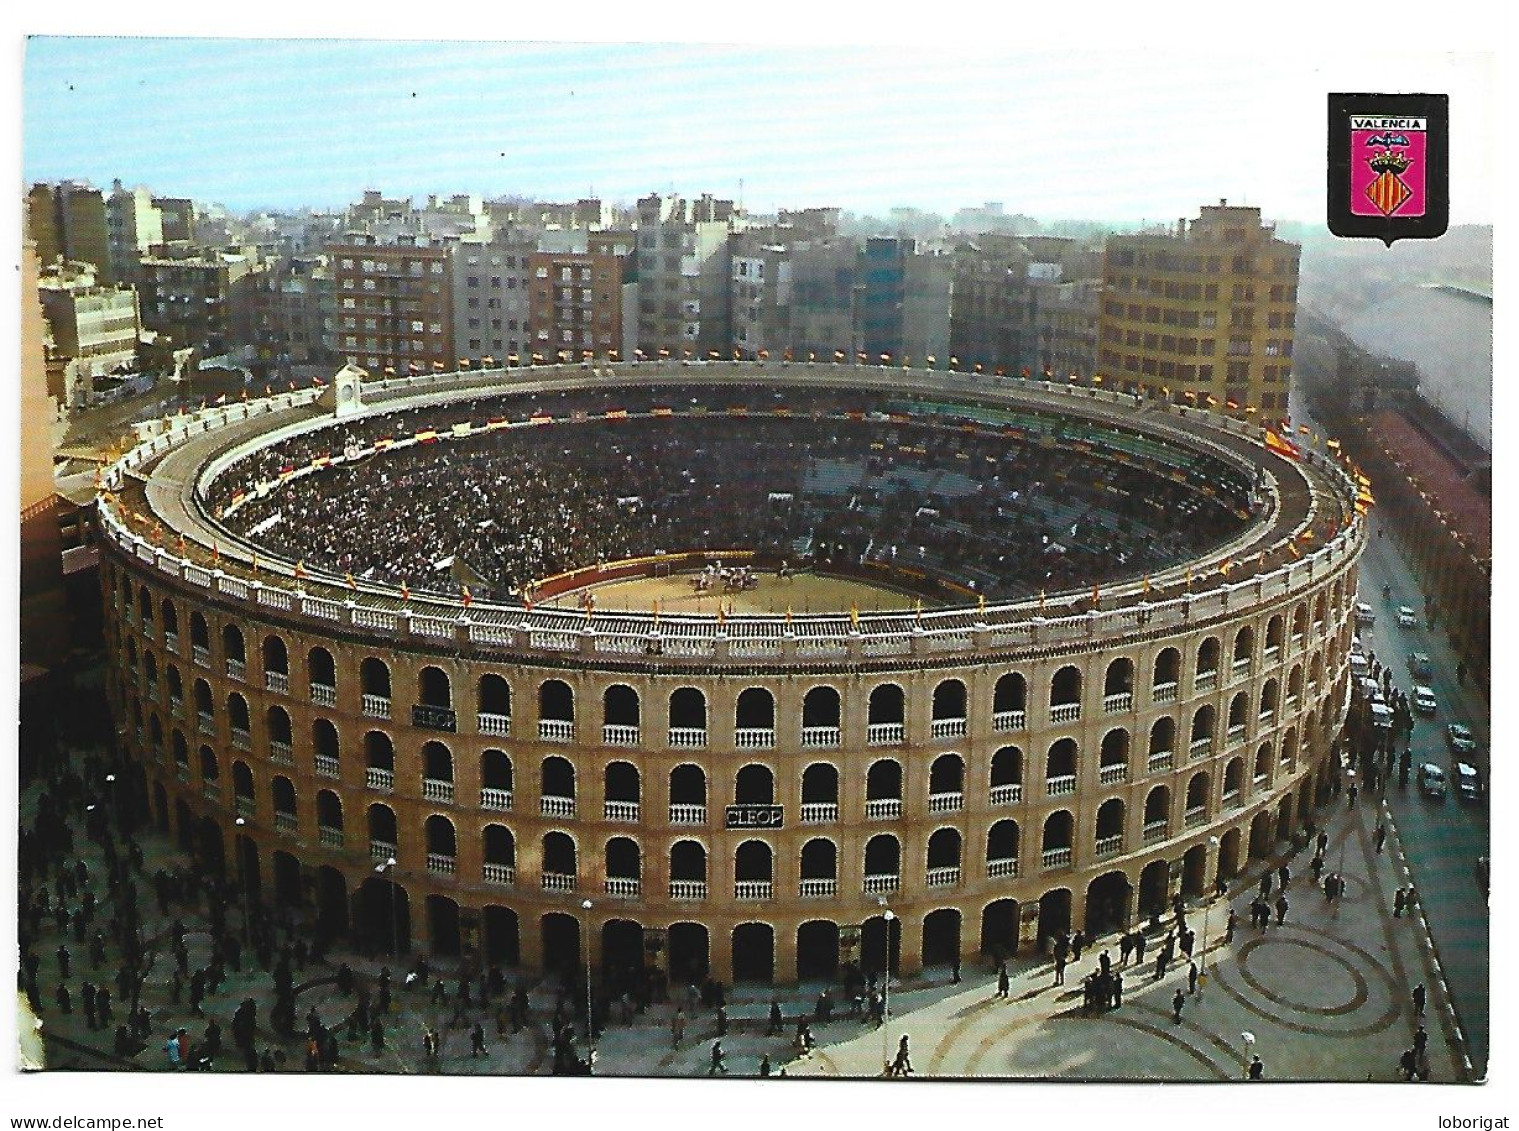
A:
725 804 784 829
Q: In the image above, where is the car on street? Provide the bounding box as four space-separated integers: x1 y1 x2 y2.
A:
1413 685 1438 714
1418 763 1447 800
1454 762 1483 804
1398 605 1418 627
1356 601 1376 627
1408 651 1433 679
1446 723 1479 757
1477 856 1490 901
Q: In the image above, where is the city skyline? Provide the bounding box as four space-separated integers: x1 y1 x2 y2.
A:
23 40 1494 225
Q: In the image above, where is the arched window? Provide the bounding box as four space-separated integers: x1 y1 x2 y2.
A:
1041 811 1074 856
1144 786 1170 834
1190 706 1215 753
198 744 218 784
478 673 512 720
361 657 391 701
802 686 840 740
1045 737 1077 783
863 834 900 878
308 647 336 699
1185 772 1211 815
990 746 1022 801
867 684 905 742
669 687 707 733
1196 637 1220 681
1103 658 1134 704
483 825 515 870
422 740 453 784
992 673 1027 726
1254 742 1273 784
539 680 574 739
541 756 575 800
227 693 250 735
1228 692 1250 738
1224 758 1244 799
1260 678 1280 720
800 838 837 881
542 832 576 878
605 837 641 883
932 679 967 723
160 600 179 639
367 803 398 849
1153 648 1180 696
222 623 244 664
266 706 292 758
316 790 343 832
605 761 640 806
481 749 513 806
801 763 839 805
271 776 296 822
425 816 457 862
1100 728 1130 772
1149 716 1176 764
926 828 962 871
669 764 706 809
1233 627 1255 669
735 764 775 805
1049 665 1082 712
735 840 774 883
262 635 288 676
986 820 1020 870
365 731 394 772
670 840 707 883
419 666 452 709
735 687 775 732
866 760 902 802
1265 615 1285 655
603 684 640 737
929 754 965 798
232 761 254 808
1095 799 1125 846
193 678 214 720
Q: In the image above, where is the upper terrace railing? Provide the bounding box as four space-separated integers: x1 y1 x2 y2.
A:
99 363 1365 668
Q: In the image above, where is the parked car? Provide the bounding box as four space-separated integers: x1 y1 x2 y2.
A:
1408 651 1432 679
1397 605 1418 628
1418 763 1447 799
1356 601 1376 627
1412 685 1438 714
1454 762 1483 804
1446 723 1479 756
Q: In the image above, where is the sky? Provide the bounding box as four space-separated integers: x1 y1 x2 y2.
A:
21 38 1495 226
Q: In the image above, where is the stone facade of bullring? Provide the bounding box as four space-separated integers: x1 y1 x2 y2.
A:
97 367 1361 985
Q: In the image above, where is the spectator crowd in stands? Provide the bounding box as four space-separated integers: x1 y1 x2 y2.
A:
208 387 1255 604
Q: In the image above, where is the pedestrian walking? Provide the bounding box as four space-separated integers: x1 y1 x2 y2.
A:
1248 1055 1264 1080
1154 950 1165 982
1413 983 1426 1015
54 983 71 1014
1275 894 1289 925
767 998 783 1036
1188 961 1199 995
1400 1048 1417 1081
759 1054 772 1077
1180 929 1195 959
1278 864 1290 889
56 945 70 980
1172 988 1185 1024
952 958 961 984
1311 854 1325 883
672 1008 686 1048
1112 971 1123 1008
890 1034 914 1077
1394 888 1407 917
1375 823 1388 854
1348 783 1359 808
1414 1025 1428 1055
1225 909 1237 944
996 965 1010 999
1054 953 1066 986
164 1029 184 1070
709 1040 727 1075
470 1022 487 1058
1317 830 1329 855
1119 933 1133 966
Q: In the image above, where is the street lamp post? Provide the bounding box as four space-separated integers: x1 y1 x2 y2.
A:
235 817 252 942
581 898 595 1072
375 856 399 962
104 774 118 839
1201 835 1220 997
1241 1030 1256 1079
877 898 894 1074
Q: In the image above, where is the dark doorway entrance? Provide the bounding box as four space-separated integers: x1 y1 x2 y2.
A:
426 895 461 957
796 920 839 981
979 899 1019 958
1036 889 1072 949
860 913 902 977
922 909 961 968
731 922 775 984
1085 871 1132 935
668 922 709 984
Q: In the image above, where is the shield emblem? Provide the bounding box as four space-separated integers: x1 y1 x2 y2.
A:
1328 93 1448 245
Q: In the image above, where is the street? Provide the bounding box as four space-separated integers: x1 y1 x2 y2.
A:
1351 523 1489 1077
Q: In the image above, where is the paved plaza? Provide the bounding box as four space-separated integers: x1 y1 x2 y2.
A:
21 737 1474 1085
